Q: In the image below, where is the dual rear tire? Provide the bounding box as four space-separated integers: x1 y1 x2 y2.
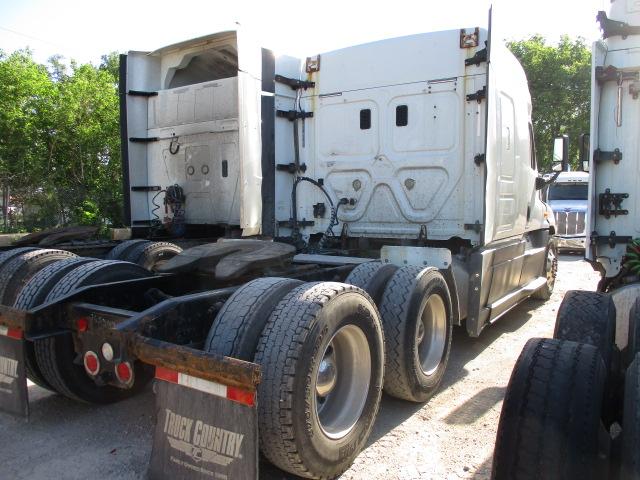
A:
255 282 384 479
492 289 640 479
205 262 453 477
206 278 384 479
4 252 153 403
32 260 153 403
346 262 453 403
14 256 98 390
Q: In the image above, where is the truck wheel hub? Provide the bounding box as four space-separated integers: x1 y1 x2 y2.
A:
316 347 337 397
314 325 371 439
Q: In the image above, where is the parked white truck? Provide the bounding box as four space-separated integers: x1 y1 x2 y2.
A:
545 170 589 251
0 12 557 479
493 3 640 479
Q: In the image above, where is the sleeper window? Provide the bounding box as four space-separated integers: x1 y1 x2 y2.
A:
360 109 371 130
396 105 408 127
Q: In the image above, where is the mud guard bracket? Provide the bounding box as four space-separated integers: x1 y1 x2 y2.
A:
380 245 452 270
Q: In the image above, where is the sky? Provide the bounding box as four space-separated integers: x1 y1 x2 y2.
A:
0 0 608 66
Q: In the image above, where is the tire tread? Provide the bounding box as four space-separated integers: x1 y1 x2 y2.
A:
0 249 76 305
105 239 149 260
204 277 302 360
554 290 616 371
255 282 381 479
492 338 606 480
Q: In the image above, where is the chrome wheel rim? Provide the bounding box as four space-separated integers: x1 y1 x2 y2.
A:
314 324 371 440
416 294 447 376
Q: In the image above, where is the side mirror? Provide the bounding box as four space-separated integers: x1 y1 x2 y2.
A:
552 135 569 172
579 133 590 172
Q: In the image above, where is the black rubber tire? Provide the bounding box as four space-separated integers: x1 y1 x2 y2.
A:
204 277 303 361
123 241 182 271
531 241 558 300
34 260 152 403
492 338 607 480
0 249 77 306
14 258 98 311
105 239 150 260
0 247 38 269
255 282 384 479
554 290 616 374
344 261 399 305
621 353 640 480
14 257 98 390
378 266 453 402
626 297 640 367
44 260 150 302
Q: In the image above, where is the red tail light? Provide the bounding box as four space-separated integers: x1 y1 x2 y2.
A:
115 361 133 385
83 351 100 376
76 317 89 332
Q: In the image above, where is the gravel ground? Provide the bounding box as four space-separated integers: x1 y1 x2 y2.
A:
0 255 600 479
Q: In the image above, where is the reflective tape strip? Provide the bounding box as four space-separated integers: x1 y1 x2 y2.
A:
0 326 23 339
155 366 255 407
178 371 227 397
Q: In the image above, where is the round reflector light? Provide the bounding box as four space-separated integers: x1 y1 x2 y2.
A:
115 362 133 385
101 342 114 362
83 351 100 376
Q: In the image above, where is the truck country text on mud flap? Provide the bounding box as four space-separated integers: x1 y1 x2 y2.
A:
0 278 261 479
150 368 258 480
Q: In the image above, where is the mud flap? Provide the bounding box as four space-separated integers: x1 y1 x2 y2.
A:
0 326 28 417
149 366 258 480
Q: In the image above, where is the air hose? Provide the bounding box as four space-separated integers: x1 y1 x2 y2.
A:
291 176 346 250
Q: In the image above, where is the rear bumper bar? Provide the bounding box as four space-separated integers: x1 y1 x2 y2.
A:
0 282 260 413
556 236 586 250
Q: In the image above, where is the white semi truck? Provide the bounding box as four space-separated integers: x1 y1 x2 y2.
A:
0 13 557 479
544 170 589 251
492 3 640 479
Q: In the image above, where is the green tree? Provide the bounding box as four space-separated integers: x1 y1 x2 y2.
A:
99 52 121 79
0 49 124 231
508 35 591 170
0 49 54 228
46 60 123 226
